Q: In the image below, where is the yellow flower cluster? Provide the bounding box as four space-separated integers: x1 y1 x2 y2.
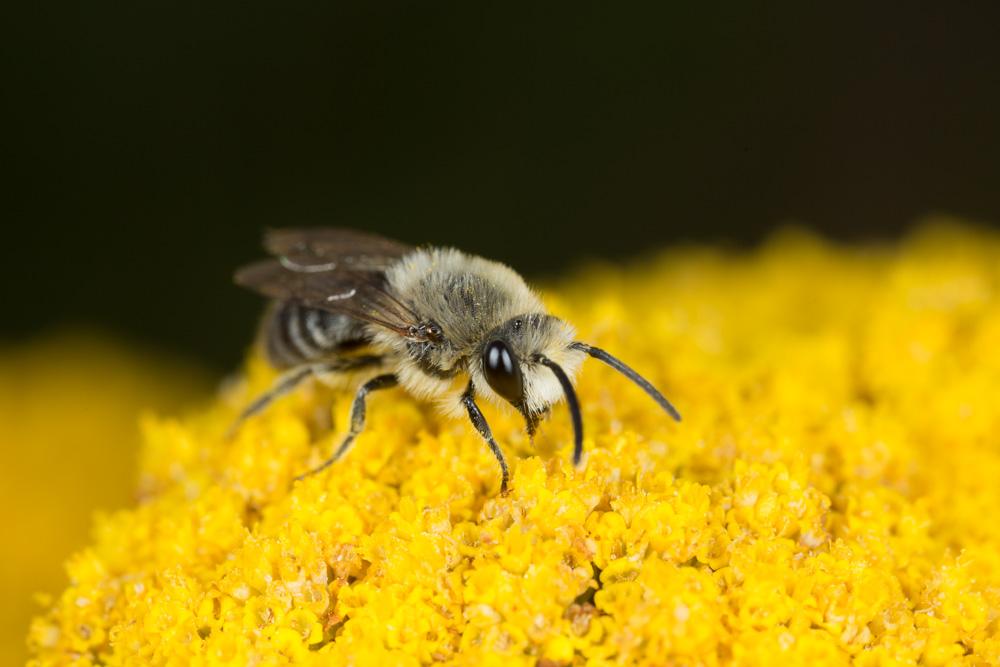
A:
0 334 206 666
28 223 1000 665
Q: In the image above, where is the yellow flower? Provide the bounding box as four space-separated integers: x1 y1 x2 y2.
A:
26 222 1000 665
0 333 207 666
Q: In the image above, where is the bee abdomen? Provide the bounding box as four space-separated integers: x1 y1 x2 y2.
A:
263 301 369 368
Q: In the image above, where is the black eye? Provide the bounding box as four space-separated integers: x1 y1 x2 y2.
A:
482 340 523 405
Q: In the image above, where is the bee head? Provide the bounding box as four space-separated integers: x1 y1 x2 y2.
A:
475 313 681 468
477 314 584 426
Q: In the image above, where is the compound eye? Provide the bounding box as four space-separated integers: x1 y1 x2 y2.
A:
482 340 524 405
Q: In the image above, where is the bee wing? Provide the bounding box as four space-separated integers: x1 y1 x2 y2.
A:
236 228 419 337
263 227 412 272
235 259 420 337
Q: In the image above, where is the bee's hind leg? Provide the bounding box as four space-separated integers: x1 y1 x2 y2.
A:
227 366 314 438
228 355 384 438
294 373 399 481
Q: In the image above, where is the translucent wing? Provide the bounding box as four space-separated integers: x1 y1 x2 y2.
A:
235 228 420 338
264 228 412 272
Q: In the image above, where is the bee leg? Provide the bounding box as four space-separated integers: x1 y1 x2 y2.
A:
462 383 511 494
294 373 399 481
312 403 334 433
227 366 314 438
228 355 384 438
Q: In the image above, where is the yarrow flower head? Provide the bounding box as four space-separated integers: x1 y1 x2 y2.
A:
28 223 1000 665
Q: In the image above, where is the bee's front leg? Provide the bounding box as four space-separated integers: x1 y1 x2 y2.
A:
461 382 511 495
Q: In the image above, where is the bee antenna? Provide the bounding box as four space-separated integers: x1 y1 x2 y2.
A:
534 355 584 466
571 342 682 422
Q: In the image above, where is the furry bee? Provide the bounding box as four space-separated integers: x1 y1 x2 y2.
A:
233 228 680 492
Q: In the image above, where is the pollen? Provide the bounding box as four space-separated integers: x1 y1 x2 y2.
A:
27 222 1000 665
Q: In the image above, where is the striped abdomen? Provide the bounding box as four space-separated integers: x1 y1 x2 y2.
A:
262 301 370 368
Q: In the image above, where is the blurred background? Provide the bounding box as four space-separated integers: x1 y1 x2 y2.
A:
5 3 1000 372
3 2 1000 662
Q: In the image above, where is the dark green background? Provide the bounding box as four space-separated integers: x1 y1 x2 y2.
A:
5 3 1000 371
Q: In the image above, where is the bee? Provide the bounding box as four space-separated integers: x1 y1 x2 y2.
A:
233 228 680 492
